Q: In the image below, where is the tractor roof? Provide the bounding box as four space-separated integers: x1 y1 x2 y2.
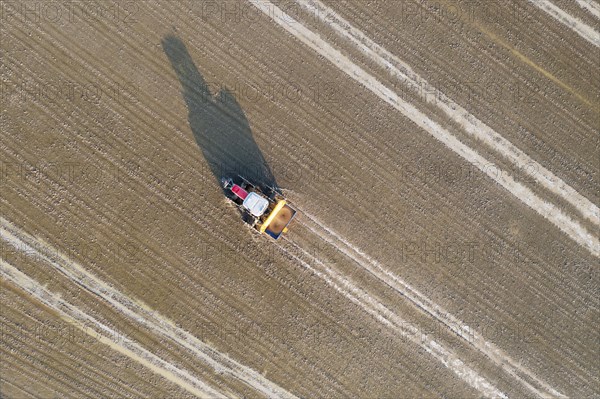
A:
242 192 269 217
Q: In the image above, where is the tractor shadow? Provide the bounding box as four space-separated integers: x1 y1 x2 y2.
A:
162 35 277 195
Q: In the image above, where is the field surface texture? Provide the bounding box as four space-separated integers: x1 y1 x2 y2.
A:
1 0 599 398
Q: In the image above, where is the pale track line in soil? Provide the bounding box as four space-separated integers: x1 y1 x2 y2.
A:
248 0 599 258
1 311 149 399
1 155 503 397
298 210 568 399
0 75 351 395
282 0 596 383
0 260 227 399
2 25 352 394
3 4 592 394
280 238 509 399
296 0 599 226
528 0 600 46
0 38 592 394
5 39 584 346
3 13 510 396
575 0 600 20
0 218 299 399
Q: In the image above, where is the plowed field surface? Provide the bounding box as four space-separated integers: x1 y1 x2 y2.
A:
1 1 598 398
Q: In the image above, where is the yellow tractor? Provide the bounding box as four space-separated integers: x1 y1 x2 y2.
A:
222 176 296 239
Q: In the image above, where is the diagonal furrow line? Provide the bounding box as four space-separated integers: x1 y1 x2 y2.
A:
529 0 600 46
2 302 151 398
296 0 599 226
0 378 38 399
298 210 568 399
0 260 227 399
575 0 600 20
279 238 508 399
247 0 599 258
0 217 298 399
1 197 506 396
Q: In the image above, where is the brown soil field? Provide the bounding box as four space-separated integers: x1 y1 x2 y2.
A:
1 0 598 398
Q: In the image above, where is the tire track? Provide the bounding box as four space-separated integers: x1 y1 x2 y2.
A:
3 15 596 390
474 24 596 109
1 326 139 398
295 0 599 226
298 209 568 399
1 302 154 398
2 126 502 397
529 0 600 46
247 0 599 258
279 238 508 399
0 260 227 399
0 218 299 399
2 10 502 396
3 2 596 396
1 315 147 398
2 26 353 392
3 18 596 390
575 0 600 19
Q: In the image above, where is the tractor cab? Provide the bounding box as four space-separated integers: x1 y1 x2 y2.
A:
222 176 296 239
243 192 269 217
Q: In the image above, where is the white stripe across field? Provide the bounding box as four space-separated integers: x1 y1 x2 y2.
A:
296 0 599 227
0 260 228 399
529 0 600 46
280 238 509 399
575 0 600 20
248 0 599 257
0 217 299 399
298 211 567 399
